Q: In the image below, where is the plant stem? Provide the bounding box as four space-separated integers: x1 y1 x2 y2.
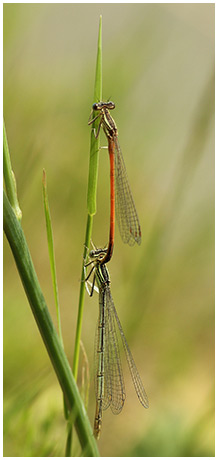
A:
3 191 99 457
3 121 22 221
72 15 102 381
42 169 63 346
72 214 93 379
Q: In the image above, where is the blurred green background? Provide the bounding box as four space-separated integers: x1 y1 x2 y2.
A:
3 3 214 457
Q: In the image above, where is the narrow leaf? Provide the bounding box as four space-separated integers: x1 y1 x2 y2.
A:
42 169 63 346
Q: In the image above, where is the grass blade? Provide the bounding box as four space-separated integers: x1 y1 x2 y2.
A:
72 15 102 381
42 169 63 346
3 121 22 221
87 14 102 217
3 190 99 457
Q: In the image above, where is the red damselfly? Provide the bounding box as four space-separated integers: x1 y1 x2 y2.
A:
88 101 141 264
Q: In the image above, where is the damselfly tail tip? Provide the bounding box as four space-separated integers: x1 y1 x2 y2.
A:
93 422 101 440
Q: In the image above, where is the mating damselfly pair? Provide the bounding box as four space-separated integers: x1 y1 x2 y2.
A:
86 101 149 439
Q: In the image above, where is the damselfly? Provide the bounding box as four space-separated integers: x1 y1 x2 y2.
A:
85 249 149 439
88 102 141 264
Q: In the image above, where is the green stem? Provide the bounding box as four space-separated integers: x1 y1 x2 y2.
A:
65 420 73 457
3 121 22 221
72 214 93 379
3 191 99 457
87 16 102 216
42 169 63 346
72 15 102 381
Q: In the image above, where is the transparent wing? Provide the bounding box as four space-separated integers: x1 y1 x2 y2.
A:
104 287 126 414
114 137 141 246
110 297 149 409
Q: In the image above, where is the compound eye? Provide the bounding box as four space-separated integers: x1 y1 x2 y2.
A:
108 101 115 109
92 103 98 110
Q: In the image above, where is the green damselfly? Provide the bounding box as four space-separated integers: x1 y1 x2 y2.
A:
85 249 149 439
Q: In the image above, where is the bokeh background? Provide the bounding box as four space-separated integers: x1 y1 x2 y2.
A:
3 3 214 457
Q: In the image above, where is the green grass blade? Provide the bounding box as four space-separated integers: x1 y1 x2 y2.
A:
42 169 70 447
68 17 102 452
42 169 63 346
80 340 90 411
3 190 99 457
87 14 102 217
67 214 93 455
72 214 93 379
65 421 73 457
3 121 22 221
72 15 102 381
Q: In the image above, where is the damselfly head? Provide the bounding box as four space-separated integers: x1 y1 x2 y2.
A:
89 248 107 261
93 101 115 111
